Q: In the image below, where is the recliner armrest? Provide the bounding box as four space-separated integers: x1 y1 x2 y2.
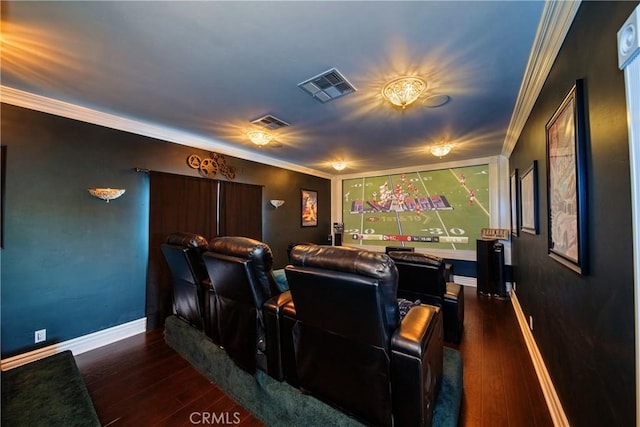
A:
444 282 464 344
263 290 293 314
391 304 439 359
391 305 443 427
445 282 462 301
264 291 293 381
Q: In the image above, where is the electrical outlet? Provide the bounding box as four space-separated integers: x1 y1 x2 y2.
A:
35 329 46 343
528 316 534 331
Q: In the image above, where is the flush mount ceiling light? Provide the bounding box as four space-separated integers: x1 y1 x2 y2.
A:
247 130 274 146
382 76 427 109
430 143 453 158
332 161 347 171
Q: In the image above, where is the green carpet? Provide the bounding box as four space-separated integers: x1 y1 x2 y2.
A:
165 315 462 426
1 350 100 427
434 343 463 427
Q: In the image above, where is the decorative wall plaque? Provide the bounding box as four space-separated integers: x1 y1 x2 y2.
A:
187 152 237 180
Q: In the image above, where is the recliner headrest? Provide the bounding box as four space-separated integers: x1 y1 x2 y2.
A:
287 242 316 261
208 236 278 298
166 232 208 249
208 236 273 271
387 251 444 267
290 244 397 283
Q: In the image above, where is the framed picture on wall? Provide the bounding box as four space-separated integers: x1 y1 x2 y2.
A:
510 169 519 237
301 189 318 227
546 80 588 274
520 160 538 235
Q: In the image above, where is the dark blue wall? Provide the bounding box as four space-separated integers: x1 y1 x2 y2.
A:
1 104 330 357
509 2 637 425
444 259 476 278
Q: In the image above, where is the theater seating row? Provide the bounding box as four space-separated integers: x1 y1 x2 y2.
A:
161 232 282 375
161 233 463 426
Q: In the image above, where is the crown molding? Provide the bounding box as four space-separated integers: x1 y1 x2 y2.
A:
0 86 333 179
502 0 582 157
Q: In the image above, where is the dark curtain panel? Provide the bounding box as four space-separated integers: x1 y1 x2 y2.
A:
147 172 219 330
219 181 263 240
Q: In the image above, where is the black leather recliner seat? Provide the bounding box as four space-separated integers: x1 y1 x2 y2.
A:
283 244 443 426
387 251 465 344
202 236 290 378
160 232 210 331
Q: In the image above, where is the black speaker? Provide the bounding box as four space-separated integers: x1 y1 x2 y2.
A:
333 223 344 246
493 242 507 298
476 239 496 295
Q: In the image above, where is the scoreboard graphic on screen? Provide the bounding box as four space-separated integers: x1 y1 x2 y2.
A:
342 165 490 251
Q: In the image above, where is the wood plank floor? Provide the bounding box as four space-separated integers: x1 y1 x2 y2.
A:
451 287 553 427
75 286 553 426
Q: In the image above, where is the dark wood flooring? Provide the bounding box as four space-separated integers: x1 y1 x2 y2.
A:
451 287 553 427
75 286 553 426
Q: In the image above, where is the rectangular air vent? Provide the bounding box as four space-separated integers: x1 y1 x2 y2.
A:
250 114 290 130
298 67 356 103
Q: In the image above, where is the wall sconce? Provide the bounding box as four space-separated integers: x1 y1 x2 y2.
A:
270 199 285 208
88 188 126 203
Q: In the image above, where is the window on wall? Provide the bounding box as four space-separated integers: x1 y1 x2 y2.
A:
341 164 490 251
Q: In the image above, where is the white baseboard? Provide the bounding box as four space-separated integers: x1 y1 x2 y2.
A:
1 317 147 371
511 291 569 426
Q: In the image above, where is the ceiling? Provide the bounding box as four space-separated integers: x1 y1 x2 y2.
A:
1 1 548 176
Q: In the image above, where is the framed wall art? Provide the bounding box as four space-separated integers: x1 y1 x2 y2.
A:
520 160 539 235
510 169 519 237
546 80 588 274
301 189 318 227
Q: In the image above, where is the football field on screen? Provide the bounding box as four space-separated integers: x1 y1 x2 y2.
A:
342 165 490 251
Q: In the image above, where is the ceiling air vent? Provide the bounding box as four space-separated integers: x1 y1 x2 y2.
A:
298 68 356 103
250 114 290 130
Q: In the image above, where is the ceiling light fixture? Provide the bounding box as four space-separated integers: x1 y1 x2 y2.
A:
430 143 453 158
382 76 426 109
332 161 347 171
247 130 274 146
